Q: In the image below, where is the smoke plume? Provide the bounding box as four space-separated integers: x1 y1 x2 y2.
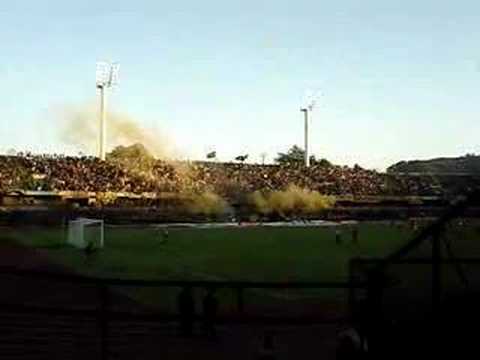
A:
187 191 229 215
249 185 335 215
56 103 177 159
55 103 231 212
54 104 334 219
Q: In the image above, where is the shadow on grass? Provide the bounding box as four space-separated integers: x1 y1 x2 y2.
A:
0 236 23 247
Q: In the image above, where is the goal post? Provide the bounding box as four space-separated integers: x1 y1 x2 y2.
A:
67 218 104 249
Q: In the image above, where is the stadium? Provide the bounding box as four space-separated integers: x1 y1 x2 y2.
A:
3 143 480 359
2 3 480 360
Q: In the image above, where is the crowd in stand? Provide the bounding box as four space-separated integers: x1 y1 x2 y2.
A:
162 162 444 197
0 154 446 198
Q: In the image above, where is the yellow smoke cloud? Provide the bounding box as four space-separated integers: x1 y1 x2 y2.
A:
249 185 335 215
54 104 335 219
56 103 177 159
187 191 228 215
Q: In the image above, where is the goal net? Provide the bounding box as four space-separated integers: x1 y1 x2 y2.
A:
67 218 104 249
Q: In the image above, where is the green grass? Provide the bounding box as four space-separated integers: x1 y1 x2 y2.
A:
6 223 413 282
4 220 480 314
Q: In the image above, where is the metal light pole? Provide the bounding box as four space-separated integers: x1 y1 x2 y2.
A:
260 152 267 165
96 61 120 161
300 90 320 167
98 84 107 161
300 108 309 167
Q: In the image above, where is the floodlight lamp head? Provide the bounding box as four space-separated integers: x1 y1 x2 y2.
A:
307 99 316 112
303 89 321 112
96 61 120 89
96 61 109 87
108 62 120 88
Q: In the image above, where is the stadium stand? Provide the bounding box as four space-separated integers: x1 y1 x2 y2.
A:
0 154 450 201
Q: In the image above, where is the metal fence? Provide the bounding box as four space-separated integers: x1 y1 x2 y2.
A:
0 266 366 360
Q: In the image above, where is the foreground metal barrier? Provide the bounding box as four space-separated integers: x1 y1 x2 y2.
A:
0 266 366 360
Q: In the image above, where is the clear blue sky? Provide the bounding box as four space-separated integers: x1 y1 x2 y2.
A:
0 0 479 170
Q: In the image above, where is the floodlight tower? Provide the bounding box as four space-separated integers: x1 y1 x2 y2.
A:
300 92 318 167
96 61 120 161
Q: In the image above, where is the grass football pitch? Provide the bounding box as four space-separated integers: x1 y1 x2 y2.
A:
7 222 413 282
5 220 480 315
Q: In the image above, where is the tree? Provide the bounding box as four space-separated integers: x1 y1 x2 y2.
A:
274 145 305 165
314 158 332 167
275 145 332 167
206 151 217 160
235 154 249 163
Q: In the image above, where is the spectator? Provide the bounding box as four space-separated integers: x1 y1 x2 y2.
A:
256 331 276 360
202 287 219 338
177 286 195 337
